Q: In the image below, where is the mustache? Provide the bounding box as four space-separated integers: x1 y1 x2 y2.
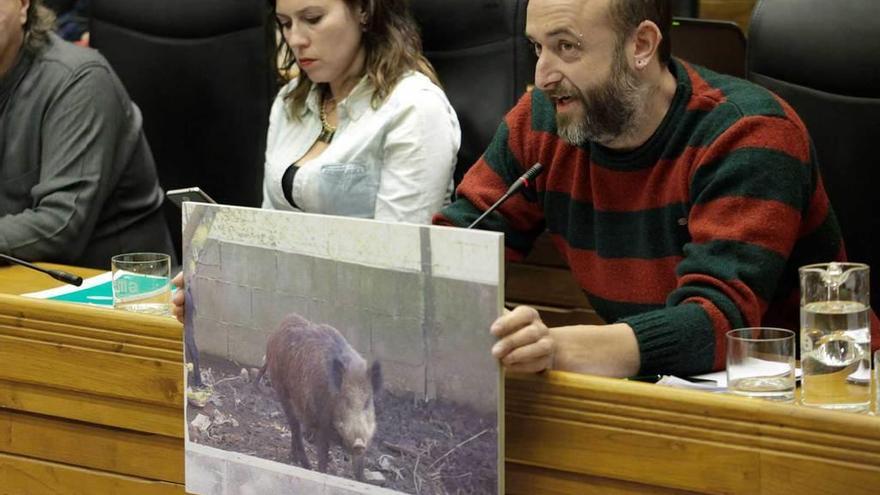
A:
546 84 582 101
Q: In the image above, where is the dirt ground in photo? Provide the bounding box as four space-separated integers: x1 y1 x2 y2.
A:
187 354 498 494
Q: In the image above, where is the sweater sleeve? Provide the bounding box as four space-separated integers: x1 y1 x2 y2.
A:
0 64 124 262
433 92 546 260
623 107 820 375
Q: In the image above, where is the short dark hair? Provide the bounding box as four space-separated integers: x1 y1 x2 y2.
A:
608 0 672 63
24 0 57 54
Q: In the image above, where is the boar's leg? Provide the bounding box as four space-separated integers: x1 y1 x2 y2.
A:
316 423 331 474
183 287 202 388
352 452 365 481
279 400 311 469
253 362 267 389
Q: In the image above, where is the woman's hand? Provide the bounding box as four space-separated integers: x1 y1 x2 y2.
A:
171 272 185 324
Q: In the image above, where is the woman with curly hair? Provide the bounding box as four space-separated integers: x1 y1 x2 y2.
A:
262 0 460 223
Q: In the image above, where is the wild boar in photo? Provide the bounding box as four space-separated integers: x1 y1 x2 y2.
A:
255 313 382 480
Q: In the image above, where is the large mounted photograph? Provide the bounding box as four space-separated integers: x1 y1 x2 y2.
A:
182 203 503 494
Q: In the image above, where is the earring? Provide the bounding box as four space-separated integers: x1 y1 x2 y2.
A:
637 59 647 68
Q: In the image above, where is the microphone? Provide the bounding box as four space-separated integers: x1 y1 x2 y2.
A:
467 163 544 229
0 253 84 286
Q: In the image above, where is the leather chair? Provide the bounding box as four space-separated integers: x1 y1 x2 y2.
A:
89 0 275 260
671 0 699 17
671 17 746 77
42 0 75 13
747 0 880 309
410 0 535 185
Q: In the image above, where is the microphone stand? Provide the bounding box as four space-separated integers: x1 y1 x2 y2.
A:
0 253 84 286
467 163 544 230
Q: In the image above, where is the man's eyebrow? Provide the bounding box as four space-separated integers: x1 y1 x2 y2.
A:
546 27 581 39
525 27 582 43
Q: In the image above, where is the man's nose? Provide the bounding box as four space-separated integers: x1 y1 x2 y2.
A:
534 52 562 91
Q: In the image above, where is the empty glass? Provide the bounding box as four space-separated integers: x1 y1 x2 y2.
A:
111 252 172 316
800 262 871 412
726 327 796 402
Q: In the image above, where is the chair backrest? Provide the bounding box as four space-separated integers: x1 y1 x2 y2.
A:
670 0 699 17
747 0 880 309
671 17 746 77
90 0 275 259
410 0 535 185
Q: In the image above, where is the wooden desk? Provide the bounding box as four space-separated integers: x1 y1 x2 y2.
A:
0 263 185 494
506 372 880 494
0 263 104 295
2 264 879 494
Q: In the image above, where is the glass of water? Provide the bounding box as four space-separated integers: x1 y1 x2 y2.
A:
111 252 172 316
874 350 879 415
799 262 871 412
726 327 796 402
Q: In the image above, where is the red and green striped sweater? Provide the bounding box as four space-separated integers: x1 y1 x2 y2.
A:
434 59 880 376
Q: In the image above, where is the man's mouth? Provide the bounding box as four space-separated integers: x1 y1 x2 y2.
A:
554 95 575 109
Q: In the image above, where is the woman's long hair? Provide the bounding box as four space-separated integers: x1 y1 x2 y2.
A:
269 0 439 117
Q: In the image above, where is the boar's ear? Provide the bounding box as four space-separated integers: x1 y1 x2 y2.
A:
370 361 382 392
331 357 345 393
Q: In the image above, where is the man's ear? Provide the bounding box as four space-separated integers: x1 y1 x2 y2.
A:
20 0 31 27
631 19 663 70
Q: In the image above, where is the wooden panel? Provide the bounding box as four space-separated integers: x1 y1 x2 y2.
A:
0 268 187 493
506 263 591 309
0 452 184 495
0 379 181 437
0 294 183 409
699 0 758 32
761 453 880 494
505 232 604 326
0 295 182 342
506 463 701 495
0 321 181 360
506 371 880 495
0 409 184 483
520 233 567 268
0 334 182 407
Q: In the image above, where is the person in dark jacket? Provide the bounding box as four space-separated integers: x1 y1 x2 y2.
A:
0 0 174 269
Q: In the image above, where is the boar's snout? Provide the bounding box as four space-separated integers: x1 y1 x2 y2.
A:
352 438 366 454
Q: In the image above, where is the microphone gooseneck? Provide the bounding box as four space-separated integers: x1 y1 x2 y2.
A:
0 253 84 287
467 163 544 230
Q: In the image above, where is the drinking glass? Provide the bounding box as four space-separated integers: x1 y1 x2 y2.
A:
874 350 879 415
800 262 871 412
111 252 172 316
726 327 796 402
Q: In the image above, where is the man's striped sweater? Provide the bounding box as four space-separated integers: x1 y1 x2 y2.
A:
434 59 880 376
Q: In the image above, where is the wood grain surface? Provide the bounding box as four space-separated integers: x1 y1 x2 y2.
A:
2 264 879 494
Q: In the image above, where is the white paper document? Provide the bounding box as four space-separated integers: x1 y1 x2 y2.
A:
656 358 802 392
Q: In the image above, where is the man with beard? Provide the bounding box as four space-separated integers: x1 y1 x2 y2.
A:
434 0 880 376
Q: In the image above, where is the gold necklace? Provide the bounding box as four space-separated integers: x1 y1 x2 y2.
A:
318 96 336 143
